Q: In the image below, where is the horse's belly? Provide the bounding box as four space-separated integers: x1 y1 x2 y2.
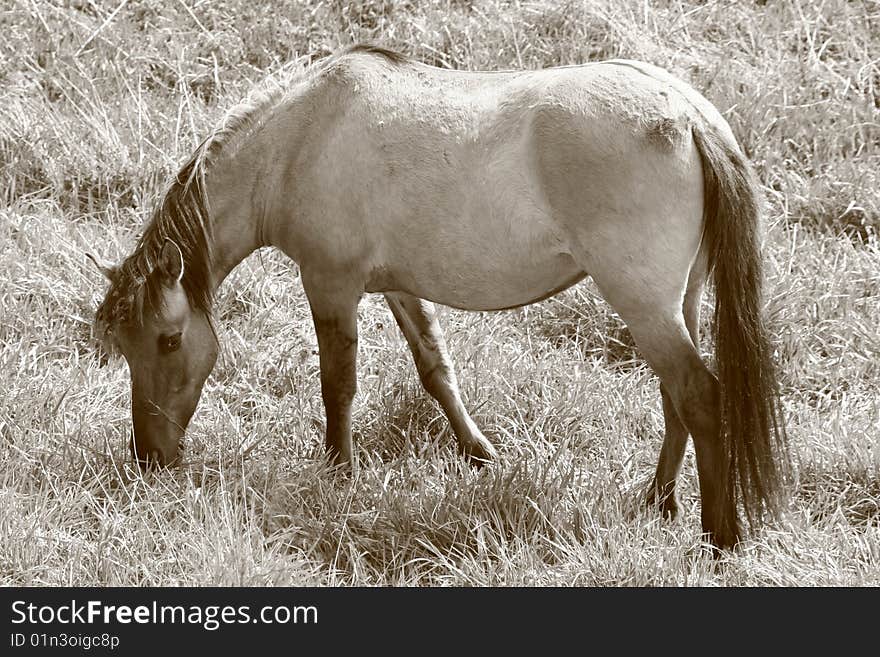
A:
429 253 586 311
367 216 585 311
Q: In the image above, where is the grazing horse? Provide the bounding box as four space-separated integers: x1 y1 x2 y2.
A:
88 45 791 549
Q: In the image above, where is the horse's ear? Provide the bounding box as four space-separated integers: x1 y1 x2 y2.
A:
85 252 117 281
157 239 184 285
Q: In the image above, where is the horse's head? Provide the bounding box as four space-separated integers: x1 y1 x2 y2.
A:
88 239 218 468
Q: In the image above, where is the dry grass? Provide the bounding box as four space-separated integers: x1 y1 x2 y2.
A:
1 0 878 586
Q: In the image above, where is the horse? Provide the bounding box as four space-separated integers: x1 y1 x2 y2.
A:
88 44 791 549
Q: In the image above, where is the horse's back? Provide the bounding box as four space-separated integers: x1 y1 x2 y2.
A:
282 52 723 310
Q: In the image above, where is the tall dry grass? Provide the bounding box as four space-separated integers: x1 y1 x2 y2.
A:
0 0 878 585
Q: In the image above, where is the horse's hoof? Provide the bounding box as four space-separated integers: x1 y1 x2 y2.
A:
326 448 356 476
702 522 741 554
462 435 497 467
646 482 679 520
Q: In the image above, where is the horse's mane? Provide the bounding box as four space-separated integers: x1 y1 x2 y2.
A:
344 43 409 65
95 44 406 338
95 93 280 336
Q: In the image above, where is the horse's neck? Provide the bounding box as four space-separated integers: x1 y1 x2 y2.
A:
202 86 311 293
205 163 264 294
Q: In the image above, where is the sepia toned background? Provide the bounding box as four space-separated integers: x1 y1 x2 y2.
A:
1 0 877 585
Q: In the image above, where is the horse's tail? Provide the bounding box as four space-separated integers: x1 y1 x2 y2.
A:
692 125 792 534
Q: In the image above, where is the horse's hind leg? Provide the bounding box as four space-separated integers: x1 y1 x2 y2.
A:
646 281 704 519
630 311 735 545
384 292 497 465
590 274 738 547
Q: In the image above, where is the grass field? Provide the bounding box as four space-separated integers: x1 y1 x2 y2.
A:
1 0 878 586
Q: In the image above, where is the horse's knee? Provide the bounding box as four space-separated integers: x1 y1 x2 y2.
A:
670 363 719 441
413 339 454 395
418 362 452 400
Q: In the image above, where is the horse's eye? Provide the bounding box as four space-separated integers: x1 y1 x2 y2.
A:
159 332 182 354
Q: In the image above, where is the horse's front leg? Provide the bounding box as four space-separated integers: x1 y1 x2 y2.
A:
384 292 497 465
304 276 361 467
